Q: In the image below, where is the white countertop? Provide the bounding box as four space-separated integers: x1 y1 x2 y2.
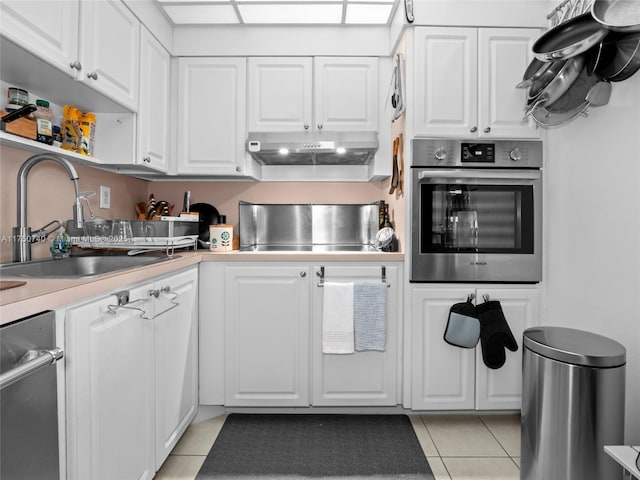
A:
0 250 404 324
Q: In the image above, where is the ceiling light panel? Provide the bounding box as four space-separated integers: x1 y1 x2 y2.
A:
238 4 343 23
157 0 400 25
345 3 393 23
163 4 240 23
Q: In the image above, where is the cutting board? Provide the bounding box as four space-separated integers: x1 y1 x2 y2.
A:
0 280 27 291
0 109 37 140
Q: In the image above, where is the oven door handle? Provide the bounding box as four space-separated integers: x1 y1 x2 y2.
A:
0 347 64 390
417 169 541 180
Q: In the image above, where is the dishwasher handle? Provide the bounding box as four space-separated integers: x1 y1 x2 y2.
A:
0 347 63 390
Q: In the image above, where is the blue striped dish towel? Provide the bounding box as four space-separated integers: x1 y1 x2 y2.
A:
354 282 387 351
322 282 355 354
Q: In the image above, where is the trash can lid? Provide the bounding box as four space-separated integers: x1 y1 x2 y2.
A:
523 326 626 368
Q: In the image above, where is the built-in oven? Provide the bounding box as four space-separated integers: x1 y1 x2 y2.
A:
411 138 542 283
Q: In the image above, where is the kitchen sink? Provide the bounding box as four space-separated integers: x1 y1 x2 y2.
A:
0 253 174 278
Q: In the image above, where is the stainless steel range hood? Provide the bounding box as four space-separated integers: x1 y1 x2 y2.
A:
246 131 378 166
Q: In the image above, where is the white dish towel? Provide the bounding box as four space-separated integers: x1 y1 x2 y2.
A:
322 282 355 354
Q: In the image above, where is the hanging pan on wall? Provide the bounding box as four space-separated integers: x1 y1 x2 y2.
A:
524 54 586 117
591 31 640 81
517 58 552 89
533 12 609 61
530 65 611 127
591 0 640 32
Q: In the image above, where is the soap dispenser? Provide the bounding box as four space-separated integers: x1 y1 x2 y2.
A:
50 225 71 259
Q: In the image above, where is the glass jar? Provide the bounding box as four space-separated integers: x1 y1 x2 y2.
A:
32 99 54 145
6 87 28 111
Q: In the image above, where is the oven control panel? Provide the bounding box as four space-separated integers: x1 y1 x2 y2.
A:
412 139 543 168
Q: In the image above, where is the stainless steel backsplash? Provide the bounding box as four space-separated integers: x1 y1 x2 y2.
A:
239 202 379 247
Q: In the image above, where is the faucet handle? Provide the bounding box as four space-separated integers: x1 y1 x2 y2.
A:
30 220 61 243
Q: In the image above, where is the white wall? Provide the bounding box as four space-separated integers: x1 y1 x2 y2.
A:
542 73 640 443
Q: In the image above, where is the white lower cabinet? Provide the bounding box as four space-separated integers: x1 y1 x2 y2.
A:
200 262 401 408
153 268 198 469
65 267 198 479
410 285 539 411
311 265 399 406
224 265 311 407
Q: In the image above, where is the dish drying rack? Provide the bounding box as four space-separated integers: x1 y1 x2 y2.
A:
73 235 198 256
547 0 593 26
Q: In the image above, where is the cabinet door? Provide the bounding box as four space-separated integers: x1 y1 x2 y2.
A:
224 265 310 406
411 286 476 410
154 268 198 469
177 57 248 175
0 0 79 78
414 27 478 138
474 287 539 410
247 57 312 132
65 284 155 480
78 0 140 110
478 28 541 139
311 265 398 406
313 57 378 131
137 27 170 173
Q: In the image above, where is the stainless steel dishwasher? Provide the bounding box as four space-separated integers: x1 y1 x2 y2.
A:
1 310 63 480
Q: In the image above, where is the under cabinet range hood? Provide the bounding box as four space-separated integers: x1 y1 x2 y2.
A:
246 131 379 166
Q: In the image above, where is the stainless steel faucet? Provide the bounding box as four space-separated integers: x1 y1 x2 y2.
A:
13 153 84 262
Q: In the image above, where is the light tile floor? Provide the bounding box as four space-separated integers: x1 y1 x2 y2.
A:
154 413 521 480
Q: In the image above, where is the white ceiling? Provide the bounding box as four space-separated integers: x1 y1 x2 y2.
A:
155 0 400 25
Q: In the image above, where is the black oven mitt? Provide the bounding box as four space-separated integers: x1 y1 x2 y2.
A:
444 296 480 348
476 300 518 369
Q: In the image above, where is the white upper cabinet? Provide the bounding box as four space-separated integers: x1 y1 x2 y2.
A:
247 57 313 132
0 0 80 78
137 26 170 173
477 29 540 139
0 0 140 111
176 57 251 176
314 57 379 132
78 0 140 111
414 27 540 139
247 57 378 132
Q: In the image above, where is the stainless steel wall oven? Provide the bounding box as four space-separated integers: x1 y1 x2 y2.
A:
411 139 542 283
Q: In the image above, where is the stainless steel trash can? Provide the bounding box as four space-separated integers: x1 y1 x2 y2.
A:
521 326 626 480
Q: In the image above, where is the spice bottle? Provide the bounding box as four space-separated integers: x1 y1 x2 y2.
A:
32 99 54 145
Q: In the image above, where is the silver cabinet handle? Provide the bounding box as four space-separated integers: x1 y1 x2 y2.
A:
470 126 477 133
69 61 82 71
317 124 323 130
484 127 491 133
87 72 98 80
236 166 242 172
0 347 63 390
143 156 151 163
300 271 306 278
303 124 310 130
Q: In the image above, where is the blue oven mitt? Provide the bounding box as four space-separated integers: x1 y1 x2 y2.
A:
444 296 480 348
476 299 518 369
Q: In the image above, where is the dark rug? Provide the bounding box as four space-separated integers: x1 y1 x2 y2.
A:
195 414 434 479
